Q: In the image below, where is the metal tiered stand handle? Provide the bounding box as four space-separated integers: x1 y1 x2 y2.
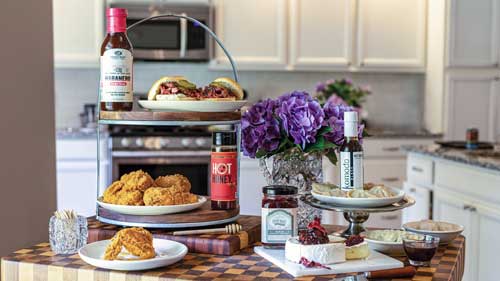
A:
127 14 239 82
95 14 242 228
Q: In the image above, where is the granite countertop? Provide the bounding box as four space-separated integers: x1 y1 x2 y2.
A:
365 128 442 139
403 144 500 172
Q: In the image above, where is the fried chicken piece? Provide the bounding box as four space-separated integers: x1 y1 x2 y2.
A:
143 187 198 206
103 227 155 260
116 190 144 206
103 181 144 206
154 174 191 192
182 192 198 204
121 170 154 192
143 187 174 206
119 228 155 259
103 235 123 260
103 181 125 204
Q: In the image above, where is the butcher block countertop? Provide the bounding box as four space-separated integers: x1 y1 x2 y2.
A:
1 217 464 281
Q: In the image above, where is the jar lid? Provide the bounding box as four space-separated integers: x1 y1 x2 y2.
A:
262 185 298 196
213 131 236 146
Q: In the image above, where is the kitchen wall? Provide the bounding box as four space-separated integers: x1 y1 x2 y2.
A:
0 0 56 257
55 63 424 130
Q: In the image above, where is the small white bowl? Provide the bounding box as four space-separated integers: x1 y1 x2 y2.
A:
364 238 406 256
403 221 464 245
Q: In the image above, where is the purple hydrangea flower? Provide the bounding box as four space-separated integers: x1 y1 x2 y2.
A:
344 78 352 85
241 99 281 157
323 102 364 146
276 91 324 149
315 82 326 92
326 94 348 106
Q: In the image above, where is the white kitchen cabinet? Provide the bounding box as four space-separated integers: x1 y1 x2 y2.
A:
211 0 287 70
52 0 104 68
475 204 500 281
239 156 267 216
402 181 430 223
56 137 110 217
445 73 500 141
433 188 476 281
355 0 426 71
289 0 353 70
364 158 406 189
447 0 499 67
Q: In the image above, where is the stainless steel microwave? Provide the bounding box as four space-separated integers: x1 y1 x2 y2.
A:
108 1 212 61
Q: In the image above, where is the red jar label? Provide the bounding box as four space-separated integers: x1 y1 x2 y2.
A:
210 152 238 201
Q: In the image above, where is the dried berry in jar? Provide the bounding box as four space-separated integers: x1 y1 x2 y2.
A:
261 185 298 249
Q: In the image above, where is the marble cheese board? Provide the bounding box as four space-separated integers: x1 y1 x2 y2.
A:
254 246 403 277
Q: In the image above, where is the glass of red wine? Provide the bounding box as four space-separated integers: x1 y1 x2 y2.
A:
403 235 440 266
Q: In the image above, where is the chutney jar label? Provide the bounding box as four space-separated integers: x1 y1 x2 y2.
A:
100 48 133 102
210 152 238 201
261 208 298 243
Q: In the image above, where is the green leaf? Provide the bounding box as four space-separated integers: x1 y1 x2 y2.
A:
326 149 338 165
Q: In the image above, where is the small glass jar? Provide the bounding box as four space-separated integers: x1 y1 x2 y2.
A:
49 215 88 254
261 185 298 249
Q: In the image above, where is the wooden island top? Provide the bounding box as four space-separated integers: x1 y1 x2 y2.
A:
1 216 464 281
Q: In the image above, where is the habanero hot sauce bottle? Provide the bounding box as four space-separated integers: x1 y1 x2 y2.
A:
100 8 133 111
211 131 238 210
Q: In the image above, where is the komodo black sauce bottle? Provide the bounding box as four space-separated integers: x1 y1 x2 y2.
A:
340 111 364 190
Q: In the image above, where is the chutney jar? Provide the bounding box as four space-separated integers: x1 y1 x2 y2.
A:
259 149 322 229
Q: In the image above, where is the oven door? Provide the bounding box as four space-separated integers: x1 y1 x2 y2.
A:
113 3 211 61
112 150 210 195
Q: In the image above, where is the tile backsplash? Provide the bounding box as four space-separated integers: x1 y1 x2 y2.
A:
54 62 424 130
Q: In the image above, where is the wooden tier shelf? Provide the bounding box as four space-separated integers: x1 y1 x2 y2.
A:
97 199 239 228
100 110 241 122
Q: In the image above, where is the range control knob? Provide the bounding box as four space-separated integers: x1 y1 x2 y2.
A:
120 138 130 147
195 137 207 147
135 138 144 147
159 138 170 148
181 138 192 147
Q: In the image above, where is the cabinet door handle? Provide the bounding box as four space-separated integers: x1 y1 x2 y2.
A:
381 177 399 182
381 215 398 220
463 205 470 210
411 166 424 173
382 146 400 152
469 206 477 212
409 187 417 193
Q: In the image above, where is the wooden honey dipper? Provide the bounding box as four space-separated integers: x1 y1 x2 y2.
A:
172 224 242 236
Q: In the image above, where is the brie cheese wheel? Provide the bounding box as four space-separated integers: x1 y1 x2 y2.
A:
345 241 370 260
285 236 346 265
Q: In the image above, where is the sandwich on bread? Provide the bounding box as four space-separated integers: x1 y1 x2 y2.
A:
200 77 244 101
147 76 199 101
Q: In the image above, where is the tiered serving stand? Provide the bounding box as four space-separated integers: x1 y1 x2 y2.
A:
302 194 415 237
96 14 242 229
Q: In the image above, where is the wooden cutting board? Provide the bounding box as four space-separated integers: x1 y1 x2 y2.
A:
87 215 261 256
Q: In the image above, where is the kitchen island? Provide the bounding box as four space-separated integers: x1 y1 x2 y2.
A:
1 219 464 281
404 145 500 281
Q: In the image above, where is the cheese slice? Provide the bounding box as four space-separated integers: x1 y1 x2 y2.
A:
345 241 370 260
285 236 346 265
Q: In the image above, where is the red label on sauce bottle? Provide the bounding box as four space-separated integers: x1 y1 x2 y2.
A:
210 151 238 201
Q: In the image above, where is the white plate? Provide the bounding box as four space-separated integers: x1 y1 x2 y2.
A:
311 187 405 207
79 239 187 271
97 196 206 216
138 100 247 112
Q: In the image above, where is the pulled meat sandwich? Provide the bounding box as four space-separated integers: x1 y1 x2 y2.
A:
200 77 244 101
147 76 200 101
